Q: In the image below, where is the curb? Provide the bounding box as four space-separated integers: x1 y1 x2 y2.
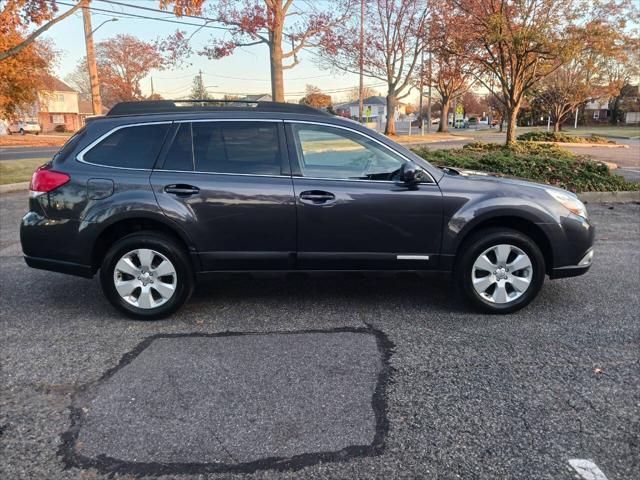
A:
399 136 471 146
0 182 29 193
536 141 629 149
579 191 640 204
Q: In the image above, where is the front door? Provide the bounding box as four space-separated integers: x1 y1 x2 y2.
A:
287 122 442 270
151 120 296 270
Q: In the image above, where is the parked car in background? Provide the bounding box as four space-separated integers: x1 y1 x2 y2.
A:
21 100 594 320
8 120 41 135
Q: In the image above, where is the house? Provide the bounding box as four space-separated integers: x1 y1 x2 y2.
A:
337 96 406 125
37 77 81 133
584 99 610 123
78 98 109 126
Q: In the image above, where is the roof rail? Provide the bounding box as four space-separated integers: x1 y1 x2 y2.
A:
106 99 330 117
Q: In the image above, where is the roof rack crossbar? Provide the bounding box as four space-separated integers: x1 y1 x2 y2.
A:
106 99 329 117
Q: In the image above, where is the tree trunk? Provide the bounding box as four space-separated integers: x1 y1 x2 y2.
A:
553 120 561 132
505 105 520 145
609 96 621 125
438 98 450 133
384 91 397 135
269 5 285 102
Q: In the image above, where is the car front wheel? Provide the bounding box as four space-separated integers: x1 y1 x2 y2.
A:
100 232 194 320
456 228 545 314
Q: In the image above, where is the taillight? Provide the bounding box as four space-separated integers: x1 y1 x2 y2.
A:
29 166 70 193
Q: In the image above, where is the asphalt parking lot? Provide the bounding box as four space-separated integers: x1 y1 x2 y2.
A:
1 190 639 480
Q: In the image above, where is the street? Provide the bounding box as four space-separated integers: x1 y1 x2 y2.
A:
1 190 639 479
0 146 59 161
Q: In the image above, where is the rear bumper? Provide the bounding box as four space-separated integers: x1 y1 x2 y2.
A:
23 255 95 278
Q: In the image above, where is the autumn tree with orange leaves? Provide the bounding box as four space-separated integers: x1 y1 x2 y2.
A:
441 0 637 144
421 7 475 133
319 0 430 135
158 0 355 102
0 0 86 62
0 1 62 117
532 19 636 131
66 34 181 107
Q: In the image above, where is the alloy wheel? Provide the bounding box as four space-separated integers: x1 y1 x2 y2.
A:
113 249 177 309
471 244 533 304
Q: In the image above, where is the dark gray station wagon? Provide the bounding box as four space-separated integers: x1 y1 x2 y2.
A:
21 100 595 319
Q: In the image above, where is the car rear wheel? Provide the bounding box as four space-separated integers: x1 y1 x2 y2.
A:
100 232 194 320
455 228 545 313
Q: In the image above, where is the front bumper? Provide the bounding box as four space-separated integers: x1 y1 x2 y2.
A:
550 248 594 279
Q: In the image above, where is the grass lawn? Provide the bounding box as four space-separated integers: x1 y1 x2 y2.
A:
0 158 48 185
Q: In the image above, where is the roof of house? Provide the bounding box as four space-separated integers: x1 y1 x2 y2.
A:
243 94 272 101
42 76 77 93
340 96 406 109
340 96 386 108
78 99 112 115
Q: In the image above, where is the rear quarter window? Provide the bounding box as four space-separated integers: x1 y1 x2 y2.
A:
82 123 170 169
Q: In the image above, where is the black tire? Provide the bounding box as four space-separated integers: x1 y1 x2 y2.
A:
100 231 194 320
455 228 545 314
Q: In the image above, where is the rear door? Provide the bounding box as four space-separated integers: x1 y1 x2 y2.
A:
287 121 443 270
151 120 296 270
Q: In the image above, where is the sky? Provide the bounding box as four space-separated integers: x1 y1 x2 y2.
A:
42 0 399 104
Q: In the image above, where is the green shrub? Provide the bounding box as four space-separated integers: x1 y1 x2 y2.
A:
516 131 615 144
412 141 638 193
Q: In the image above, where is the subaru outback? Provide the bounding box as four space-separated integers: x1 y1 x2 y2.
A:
20 100 595 319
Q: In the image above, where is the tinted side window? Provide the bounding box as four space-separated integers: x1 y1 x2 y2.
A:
162 123 194 171
56 127 86 161
193 122 282 175
83 124 170 169
292 124 405 181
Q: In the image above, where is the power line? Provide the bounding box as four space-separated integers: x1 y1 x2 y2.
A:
95 0 248 31
54 0 232 32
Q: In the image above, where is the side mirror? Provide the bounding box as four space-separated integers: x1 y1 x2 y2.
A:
400 163 424 186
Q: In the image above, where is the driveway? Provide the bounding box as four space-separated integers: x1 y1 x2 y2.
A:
1 190 638 479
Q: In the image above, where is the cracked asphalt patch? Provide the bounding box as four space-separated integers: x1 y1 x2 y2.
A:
61 329 391 475
1 191 639 479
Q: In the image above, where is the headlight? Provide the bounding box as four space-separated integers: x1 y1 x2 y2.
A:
545 189 588 219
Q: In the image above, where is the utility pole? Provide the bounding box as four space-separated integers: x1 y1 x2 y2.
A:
82 1 102 115
199 69 204 98
426 49 432 133
150 77 154 96
358 0 365 123
419 49 424 136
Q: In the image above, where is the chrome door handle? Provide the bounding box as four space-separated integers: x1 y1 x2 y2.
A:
164 184 200 196
299 190 335 204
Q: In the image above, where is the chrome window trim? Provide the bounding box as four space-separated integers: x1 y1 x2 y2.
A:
175 118 283 124
76 121 172 171
75 118 436 184
154 169 291 179
285 119 437 184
